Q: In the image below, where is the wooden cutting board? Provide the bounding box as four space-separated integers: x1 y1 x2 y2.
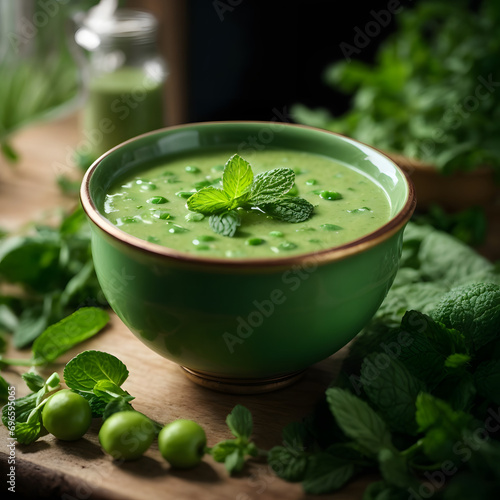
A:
0 116 373 499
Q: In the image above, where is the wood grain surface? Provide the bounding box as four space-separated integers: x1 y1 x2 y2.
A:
0 116 372 499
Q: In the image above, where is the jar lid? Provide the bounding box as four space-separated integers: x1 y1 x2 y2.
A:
75 8 158 50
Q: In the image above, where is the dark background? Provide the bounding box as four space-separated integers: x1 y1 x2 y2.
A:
185 0 415 122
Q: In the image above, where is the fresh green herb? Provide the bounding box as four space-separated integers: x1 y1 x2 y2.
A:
292 0 500 174
0 307 109 368
263 249 500 498
0 205 107 348
413 205 488 247
56 176 81 196
187 154 314 237
1 372 60 444
208 405 262 474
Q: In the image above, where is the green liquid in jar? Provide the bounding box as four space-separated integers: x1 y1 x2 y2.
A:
83 67 164 158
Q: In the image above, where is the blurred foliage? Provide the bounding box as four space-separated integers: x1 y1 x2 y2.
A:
0 0 84 162
293 0 500 175
413 205 488 247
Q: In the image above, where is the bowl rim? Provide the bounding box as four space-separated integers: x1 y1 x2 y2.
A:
80 121 416 269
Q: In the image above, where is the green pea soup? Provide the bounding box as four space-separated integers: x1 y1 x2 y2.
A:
103 149 391 258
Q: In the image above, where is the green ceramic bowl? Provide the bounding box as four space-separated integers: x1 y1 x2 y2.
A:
81 122 416 393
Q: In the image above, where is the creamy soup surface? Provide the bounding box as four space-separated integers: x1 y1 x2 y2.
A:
103 149 391 258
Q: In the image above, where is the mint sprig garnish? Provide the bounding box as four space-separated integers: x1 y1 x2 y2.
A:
187 154 314 237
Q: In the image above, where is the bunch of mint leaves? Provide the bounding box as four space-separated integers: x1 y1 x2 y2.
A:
292 0 500 174
0 205 106 350
0 307 109 406
261 223 500 497
186 154 314 236
1 347 142 445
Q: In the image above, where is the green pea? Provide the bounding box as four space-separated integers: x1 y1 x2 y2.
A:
269 230 284 238
121 216 137 224
319 190 342 201
293 167 307 175
185 166 201 174
151 210 173 220
348 207 372 214
288 184 299 196
195 244 210 251
279 241 297 251
140 183 157 191
147 196 168 204
194 180 212 190
198 235 216 242
147 236 160 243
320 224 343 231
168 224 189 234
246 237 265 246
295 227 316 232
176 191 194 199
211 164 224 173
308 238 321 244
185 212 205 222
305 179 318 185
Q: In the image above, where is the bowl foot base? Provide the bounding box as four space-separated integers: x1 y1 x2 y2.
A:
180 366 306 394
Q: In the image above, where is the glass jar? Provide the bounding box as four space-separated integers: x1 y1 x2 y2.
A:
75 8 168 162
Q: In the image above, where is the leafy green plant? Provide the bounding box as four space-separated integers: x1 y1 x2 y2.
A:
0 205 107 348
187 154 314 236
293 0 500 174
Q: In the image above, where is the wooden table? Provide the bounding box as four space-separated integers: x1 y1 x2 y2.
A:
0 116 373 499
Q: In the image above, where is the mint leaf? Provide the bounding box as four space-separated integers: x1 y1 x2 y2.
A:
222 154 253 203
444 353 471 370
249 168 295 205
302 454 355 494
268 446 309 482
326 388 394 456
93 380 133 403
21 372 45 392
186 186 232 215
102 396 135 421
225 448 245 474
360 353 426 435
209 211 241 237
378 449 417 490
210 440 240 462
15 418 42 445
0 375 8 405
262 197 314 223
431 283 500 352
474 359 500 405
64 350 129 394
32 307 109 365
226 404 253 440
1 392 38 429
415 392 473 462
